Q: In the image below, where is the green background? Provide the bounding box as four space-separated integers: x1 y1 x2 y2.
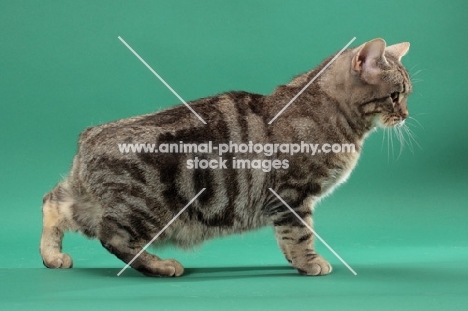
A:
1 0 467 309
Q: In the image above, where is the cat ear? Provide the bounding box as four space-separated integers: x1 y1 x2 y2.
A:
385 42 410 61
352 38 387 85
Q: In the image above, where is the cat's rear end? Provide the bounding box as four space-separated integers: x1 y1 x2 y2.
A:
40 93 276 277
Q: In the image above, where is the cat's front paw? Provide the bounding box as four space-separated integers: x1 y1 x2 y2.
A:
42 253 73 269
294 254 332 276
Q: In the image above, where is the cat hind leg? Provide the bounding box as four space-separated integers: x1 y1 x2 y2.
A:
99 216 184 277
40 182 76 268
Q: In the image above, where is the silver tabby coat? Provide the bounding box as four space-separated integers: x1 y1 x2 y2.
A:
40 38 412 277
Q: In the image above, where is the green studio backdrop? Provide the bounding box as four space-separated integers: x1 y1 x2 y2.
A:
1 1 467 310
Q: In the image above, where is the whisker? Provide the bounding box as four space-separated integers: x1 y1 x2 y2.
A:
407 116 424 129
385 127 391 162
401 125 412 155
412 112 429 117
410 69 424 79
382 127 389 162
403 124 422 151
408 64 421 75
381 126 386 152
401 125 415 154
394 125 405 159
389 125 395 160
409 64 418 72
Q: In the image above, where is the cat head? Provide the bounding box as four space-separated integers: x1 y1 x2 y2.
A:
351 38 412 128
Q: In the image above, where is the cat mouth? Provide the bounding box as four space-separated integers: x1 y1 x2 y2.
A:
387 117 406 128
391 114 408 127
376 115 407 128
395 119 406 127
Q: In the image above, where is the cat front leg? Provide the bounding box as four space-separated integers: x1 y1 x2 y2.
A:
273 205 332 276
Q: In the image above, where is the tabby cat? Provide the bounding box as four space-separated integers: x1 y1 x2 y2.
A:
40 38 411 276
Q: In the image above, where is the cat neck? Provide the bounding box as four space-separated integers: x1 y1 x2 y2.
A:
264 51 375 142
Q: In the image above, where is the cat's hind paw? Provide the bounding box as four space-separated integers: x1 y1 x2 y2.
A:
138 259 184 277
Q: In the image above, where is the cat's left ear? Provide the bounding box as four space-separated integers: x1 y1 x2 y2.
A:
352 38 387 85
385 42 410 61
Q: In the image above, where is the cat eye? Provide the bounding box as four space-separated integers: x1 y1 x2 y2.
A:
390 92 400 104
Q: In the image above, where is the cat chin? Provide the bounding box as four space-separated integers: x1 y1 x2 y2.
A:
373 116 404 129
381 120 406 129
371 116 386 129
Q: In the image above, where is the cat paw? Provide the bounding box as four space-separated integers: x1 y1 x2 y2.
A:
166 259 184 277
42 253 73 269
294 255 332 276
139 259 184 277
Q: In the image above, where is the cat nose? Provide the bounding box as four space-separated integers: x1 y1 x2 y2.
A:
401 108 408 119
401 109 409 120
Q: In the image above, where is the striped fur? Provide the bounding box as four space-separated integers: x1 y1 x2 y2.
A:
40 38 412 276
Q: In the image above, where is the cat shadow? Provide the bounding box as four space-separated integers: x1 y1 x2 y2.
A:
78 265 297 280
77 263 468 282
350 263 468 283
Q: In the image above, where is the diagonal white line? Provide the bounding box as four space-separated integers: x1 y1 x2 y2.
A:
268 37 356 124
117 188 206 276
268 188 357 275
118 36 207 125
